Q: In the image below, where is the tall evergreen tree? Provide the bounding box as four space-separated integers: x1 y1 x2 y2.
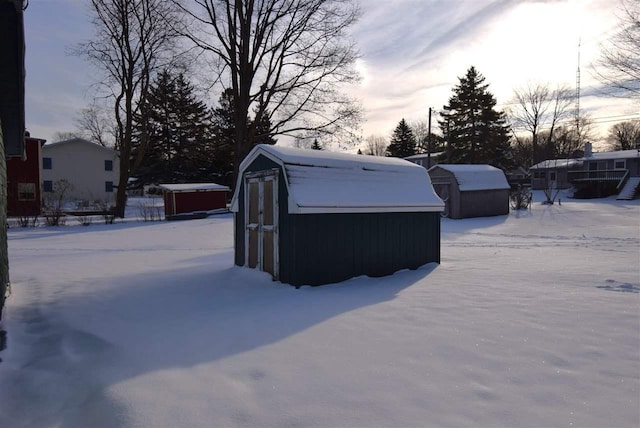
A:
132 70 215 186
211 90 277 187
211 89 236 186
439 66 512 169
386 119 417 158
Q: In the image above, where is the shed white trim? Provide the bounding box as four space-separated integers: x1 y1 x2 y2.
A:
231 144 444 214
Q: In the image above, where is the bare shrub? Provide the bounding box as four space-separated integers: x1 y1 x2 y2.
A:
42 179 73 226
45 214 66 226
95 199 117 224
510 186 532 210
137 199 163 221
17 215 39 228
78 215 93 226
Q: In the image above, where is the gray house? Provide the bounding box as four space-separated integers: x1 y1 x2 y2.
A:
404 152 443 170
530 143 640 199
230 145 444 287
428 164 510 219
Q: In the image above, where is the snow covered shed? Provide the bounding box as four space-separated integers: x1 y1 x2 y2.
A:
428 164 510 219
159 183 230 219
230 144 444 287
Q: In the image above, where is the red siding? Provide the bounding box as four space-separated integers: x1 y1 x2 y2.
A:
7 137 42 216
167 190 227 215
163 192 175 216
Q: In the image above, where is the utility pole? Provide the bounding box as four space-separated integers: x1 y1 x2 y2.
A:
575 38 581 141
427 107 432 166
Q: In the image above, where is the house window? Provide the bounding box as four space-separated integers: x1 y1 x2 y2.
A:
105 181 114 193
42 157 52 170
105 160 113 171
43 180 53 193
614 160 626 170
550 172 556 181
17 183 36 201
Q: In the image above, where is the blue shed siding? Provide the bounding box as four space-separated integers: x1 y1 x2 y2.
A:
280 211 440 286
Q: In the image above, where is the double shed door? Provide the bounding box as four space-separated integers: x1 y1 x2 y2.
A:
245 170 279 279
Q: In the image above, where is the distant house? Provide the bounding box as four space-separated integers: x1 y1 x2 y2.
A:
159 183 230 220
504 166 530 187
41 138 119 202
404 152 443 170
231 144 444 286
428 164 510 219
7 134 45 216
529 158 581 190
530 143 640 199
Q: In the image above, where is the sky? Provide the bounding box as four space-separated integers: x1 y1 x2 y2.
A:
22 0 640 148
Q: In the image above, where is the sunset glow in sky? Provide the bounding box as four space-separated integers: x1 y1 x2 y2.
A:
23 0 639 147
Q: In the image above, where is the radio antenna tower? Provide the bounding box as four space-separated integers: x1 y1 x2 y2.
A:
575 38 581 135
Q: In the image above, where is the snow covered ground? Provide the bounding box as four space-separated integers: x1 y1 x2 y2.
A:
1 192 638 428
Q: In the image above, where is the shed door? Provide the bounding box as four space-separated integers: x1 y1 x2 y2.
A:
245 172 279 279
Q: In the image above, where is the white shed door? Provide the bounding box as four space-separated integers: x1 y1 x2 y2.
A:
245 172 279 279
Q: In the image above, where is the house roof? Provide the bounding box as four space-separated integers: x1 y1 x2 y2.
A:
529 159 583 170
43 138 118 154
586 149 639 161
530 149 639 170
429 164 510 191
404 152 445 160
231 144 444 214
159 183 230 193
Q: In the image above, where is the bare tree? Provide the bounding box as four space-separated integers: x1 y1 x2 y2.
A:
76 0 181 217
593 0 640 98
52 131 82 142
75 102 116 147
410 117 444 154
364 134 387 156
176 0 361 182
606 120 640 150
508 82 573 166
409 119 429 153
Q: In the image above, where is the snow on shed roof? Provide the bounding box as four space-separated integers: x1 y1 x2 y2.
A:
159 183 230 192
429 164 510 191
231 144 444 214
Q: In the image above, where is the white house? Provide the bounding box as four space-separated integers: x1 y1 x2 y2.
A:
41 138 120 202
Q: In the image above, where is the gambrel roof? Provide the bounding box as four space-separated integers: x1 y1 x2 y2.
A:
231 144 444 214
429 164 510 191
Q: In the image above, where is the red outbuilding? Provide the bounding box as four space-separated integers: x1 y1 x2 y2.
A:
7 134 46 217
159 183 230 220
